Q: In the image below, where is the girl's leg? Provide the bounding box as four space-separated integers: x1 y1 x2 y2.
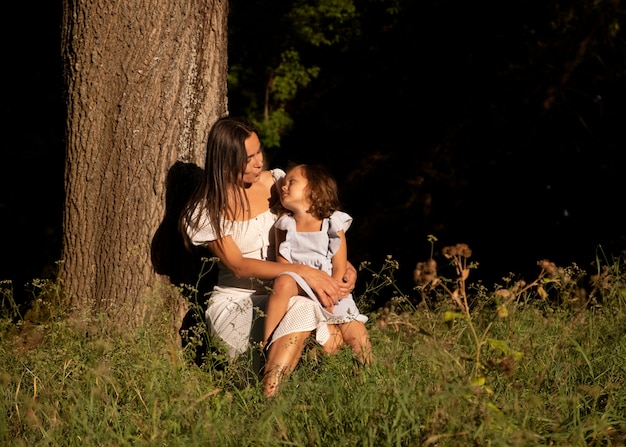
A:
263 275 299 347
263 330 310 397
339 321 373 365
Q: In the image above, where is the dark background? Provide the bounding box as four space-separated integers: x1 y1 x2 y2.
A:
229 0 625 292
2 2 65 303
2 1 624 306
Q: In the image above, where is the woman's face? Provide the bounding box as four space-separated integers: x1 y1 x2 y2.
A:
242 132 264 185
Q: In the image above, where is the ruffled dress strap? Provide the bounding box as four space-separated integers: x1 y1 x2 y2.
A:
327 210 353 258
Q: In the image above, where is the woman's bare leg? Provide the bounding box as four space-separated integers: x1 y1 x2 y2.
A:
321 323 344 355
262 323 348 397
263 330 310 397
339 321 372 364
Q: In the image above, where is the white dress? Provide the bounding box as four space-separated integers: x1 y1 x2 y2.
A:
275 211 368 325
187 169 331 358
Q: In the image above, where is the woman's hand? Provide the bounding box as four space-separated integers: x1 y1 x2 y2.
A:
296 265 341 309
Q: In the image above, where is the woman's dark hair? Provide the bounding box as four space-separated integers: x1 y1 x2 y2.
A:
179 116 257 249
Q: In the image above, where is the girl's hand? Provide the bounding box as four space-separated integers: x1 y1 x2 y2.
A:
339 262 357 298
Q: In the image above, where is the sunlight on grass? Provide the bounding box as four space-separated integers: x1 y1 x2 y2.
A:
1 244 626 446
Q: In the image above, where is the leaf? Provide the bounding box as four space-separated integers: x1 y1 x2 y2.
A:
537 286 548 300
496 304 508 318
487 338 524 361
471 376 485 386
444 311 466 322
488 338 509 353
487 402 503 414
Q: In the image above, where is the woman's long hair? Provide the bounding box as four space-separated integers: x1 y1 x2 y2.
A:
179 117 257 250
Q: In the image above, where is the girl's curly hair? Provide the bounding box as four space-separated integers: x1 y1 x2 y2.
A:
279 163 342 219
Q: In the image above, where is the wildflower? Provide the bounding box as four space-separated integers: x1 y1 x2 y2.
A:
539 259 557 276
413 258 437 286
495 289 511 299
457 243 472 258
377 307 390 330
442 243 472 259
442 246 456 258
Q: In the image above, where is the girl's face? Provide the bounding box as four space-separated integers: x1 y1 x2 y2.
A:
242 132 264 185
280 166 309 212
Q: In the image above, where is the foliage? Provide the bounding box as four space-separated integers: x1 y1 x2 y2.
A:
230 0 626 291
2 244 626 446
228 0 360 149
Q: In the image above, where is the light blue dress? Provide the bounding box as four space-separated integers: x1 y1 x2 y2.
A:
275 211 368 325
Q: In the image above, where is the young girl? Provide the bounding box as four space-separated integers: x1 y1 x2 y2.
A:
264 164 372 364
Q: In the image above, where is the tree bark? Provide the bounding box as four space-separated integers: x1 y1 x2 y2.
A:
60 0 228 326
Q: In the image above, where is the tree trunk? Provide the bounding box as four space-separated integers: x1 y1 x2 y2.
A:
60 0 228 326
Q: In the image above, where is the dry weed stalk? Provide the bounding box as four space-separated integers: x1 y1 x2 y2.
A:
413 237 567 385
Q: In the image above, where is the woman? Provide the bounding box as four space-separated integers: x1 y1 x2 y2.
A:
179 116 356 397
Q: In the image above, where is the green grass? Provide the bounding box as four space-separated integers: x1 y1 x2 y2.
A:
1 247 626 446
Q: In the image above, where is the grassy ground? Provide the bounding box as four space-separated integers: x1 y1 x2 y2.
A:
1 247 625 446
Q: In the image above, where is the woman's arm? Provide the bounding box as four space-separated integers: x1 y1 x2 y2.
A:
208 236 341 306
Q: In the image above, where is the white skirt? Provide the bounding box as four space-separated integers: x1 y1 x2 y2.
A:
205 286 332 359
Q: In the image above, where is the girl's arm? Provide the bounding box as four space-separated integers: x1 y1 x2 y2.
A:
341 261 357 297
207 236 340 307
331 230 349 284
